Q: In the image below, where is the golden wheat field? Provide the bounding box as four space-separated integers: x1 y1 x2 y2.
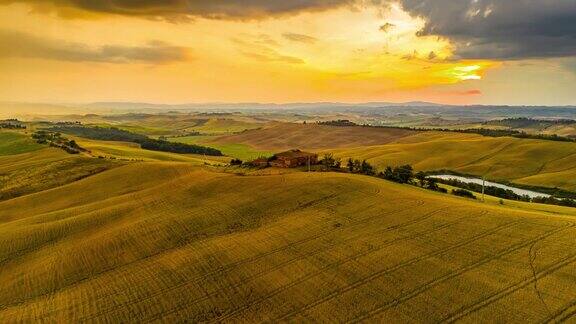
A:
2 158 576 322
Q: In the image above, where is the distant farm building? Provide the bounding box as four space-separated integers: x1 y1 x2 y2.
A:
269 149 318 168
250 157 270 167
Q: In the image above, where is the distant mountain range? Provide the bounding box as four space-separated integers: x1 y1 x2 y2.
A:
85 101 576 111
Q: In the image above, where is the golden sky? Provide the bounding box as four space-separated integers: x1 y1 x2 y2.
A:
0 1 574 105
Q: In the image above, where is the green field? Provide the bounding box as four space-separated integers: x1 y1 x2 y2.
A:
0 131 43 156
2 159 576 322
168 135 272 160
189 118 263 134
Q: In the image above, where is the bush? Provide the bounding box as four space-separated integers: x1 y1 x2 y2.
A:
452 189 476 199
230 158 243 166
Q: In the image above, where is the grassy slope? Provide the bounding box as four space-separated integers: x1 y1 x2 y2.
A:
0 148 121 201
0 131 43 156
168 135 272 160
190 118 262 134
213 122 415 150
216 124 576 190
72 137 230 164
88 115 263 136
1 162 576 322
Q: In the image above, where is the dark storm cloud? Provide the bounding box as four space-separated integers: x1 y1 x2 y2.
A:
399 0 576 59
0 0 353 20
0 29 191 63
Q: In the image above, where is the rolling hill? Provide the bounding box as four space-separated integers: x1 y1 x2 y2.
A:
214 123 576 191
2 156 576 322
0 131 43 156
0 147 120 201
213 122 415 150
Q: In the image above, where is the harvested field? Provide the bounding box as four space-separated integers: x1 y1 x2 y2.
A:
1 162 576 322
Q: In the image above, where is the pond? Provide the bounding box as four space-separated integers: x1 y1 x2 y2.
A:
429 175 551 199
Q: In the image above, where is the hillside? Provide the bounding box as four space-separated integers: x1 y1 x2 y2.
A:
213 122 415 150
0 131 43 156
328 132 576 190
215 123 576 191
72 137 230 164
2 160 576 322
0 147 121 201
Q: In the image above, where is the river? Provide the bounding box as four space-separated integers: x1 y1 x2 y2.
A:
429 175 551 199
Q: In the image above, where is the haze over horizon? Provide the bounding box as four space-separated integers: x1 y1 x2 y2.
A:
1 0 575 106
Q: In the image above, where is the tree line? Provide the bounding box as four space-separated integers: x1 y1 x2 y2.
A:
316 120 357 127
51 125 223 156
32 130 84 154
483 117 576 128
368 125 576 143
0 119 26 129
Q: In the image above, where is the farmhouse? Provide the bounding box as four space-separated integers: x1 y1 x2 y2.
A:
269 149 318 168
250 157 269 167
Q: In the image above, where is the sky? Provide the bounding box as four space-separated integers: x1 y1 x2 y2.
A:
0 0 575 106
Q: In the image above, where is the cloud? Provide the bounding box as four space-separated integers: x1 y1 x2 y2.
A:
233 34 305 64
282 32 318 44
242 51 305 64
0 29 191 63
1 0 354 20
399 0 576 60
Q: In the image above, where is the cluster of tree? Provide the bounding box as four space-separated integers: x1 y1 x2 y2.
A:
319 153 341 170
483 117 576 128
380 165 414 183
532 196 576 208
451 188 477 199
230 158 243 166
51 125 223 156
139 139 222 156
32 130 84 154
512 132 575 142
0 123 26 129
51 125 148 142
346 158 375 175
317 120 358 127
55 121 82 125
433 178 531 202
0 119 26 129
415 172 447 192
